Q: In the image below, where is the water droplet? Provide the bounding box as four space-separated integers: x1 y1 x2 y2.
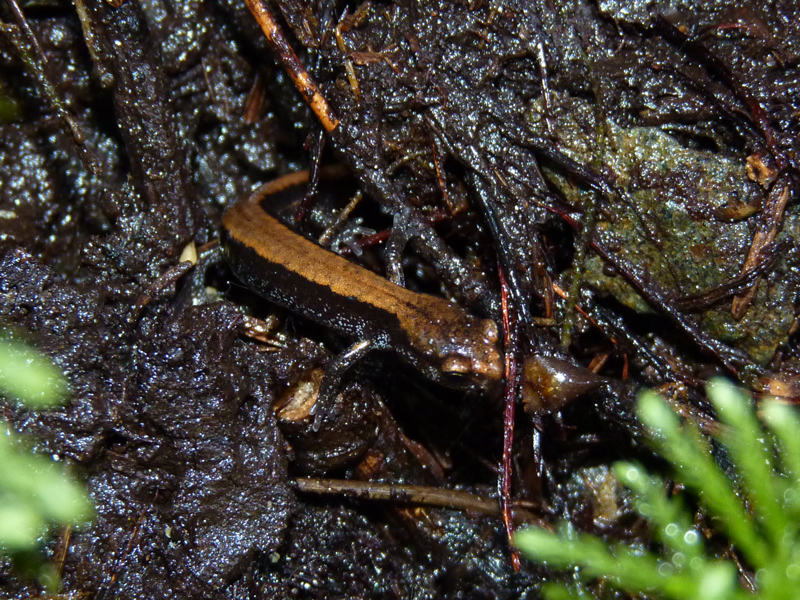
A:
657 562 674 576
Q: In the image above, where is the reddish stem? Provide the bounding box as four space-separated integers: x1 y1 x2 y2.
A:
498 264 521 572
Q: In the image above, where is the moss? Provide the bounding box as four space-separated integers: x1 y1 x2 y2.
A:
529 94 797 364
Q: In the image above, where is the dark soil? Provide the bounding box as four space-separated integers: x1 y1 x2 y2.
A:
0 0 797 597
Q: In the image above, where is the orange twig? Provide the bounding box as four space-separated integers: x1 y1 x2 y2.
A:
243 0 339 131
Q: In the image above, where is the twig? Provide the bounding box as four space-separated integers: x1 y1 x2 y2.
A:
589 237 751 375
731 175 791 319
294 478 543 526
498 264 521 571
656 17 786 168
672 241 786 312
0 0 102 175
242 0 339 131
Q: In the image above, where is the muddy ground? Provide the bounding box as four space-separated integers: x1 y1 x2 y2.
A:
0 0 798 597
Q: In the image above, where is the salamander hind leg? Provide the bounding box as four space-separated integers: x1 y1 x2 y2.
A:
311 339 374 431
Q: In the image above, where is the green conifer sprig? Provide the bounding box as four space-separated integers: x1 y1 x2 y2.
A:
515 379 800 600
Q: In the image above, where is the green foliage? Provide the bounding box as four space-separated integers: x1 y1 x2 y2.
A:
0 333 69 408
0 332 93 555
515 379 800 600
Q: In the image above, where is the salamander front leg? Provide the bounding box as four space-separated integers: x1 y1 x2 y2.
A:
311 339 374 431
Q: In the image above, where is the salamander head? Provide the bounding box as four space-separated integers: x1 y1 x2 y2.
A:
397 299 503 392
437 318 503 389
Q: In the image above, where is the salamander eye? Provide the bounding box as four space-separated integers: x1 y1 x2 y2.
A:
441 356 472 375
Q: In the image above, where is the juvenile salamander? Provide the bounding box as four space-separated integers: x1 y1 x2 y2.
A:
221 183 503 392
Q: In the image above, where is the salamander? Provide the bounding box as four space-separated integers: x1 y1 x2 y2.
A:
221 177 504 392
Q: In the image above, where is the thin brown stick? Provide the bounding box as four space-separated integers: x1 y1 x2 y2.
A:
243 70 267 124
5 0 43 58
1 0 99 169
242 0 339 131
53 525 72 579
731 175 791 319
587 235 749 375
430 138 455 213
294 478 544 527
671 241 786 311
